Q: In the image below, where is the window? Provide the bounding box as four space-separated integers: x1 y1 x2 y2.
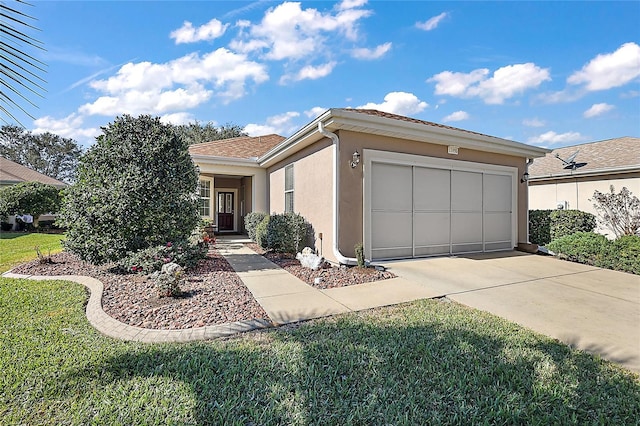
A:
285 164 294 213
198 180 211 216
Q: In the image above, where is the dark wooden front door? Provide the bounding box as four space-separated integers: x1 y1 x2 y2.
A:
217 192 234 231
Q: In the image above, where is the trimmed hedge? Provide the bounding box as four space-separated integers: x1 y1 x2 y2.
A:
529 210 553 245
548 232 640 275
550 210 596 241
256 212 314 254
244 211 268 241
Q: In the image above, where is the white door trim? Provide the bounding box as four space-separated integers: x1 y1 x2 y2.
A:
215 187 239 232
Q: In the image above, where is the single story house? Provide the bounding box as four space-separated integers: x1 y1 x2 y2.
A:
528 137 640 236
190 108 550 263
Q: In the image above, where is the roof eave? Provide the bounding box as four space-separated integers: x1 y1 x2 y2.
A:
530 164 640 181
259 108 550 168
190 154 262 168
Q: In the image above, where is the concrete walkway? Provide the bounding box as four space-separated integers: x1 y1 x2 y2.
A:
216 236 436 325
381 251 640 373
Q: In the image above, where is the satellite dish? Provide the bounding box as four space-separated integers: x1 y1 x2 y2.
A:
555 149 586 170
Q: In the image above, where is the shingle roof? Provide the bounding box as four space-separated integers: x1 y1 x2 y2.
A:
529 136 640 178
0 157 67 187
188 134 285 159
339 108 501 140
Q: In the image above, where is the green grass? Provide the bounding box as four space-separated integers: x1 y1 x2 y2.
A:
1 277 638 425
1 235 638 424
0 232 64 272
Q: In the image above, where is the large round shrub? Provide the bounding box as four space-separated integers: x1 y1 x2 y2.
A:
57 115 200 265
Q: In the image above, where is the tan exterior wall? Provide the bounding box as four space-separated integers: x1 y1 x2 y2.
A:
529 173 640 237
337 130 528 256
267 140 335 259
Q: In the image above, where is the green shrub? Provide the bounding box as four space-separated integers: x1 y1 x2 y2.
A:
287 212 314 254
606 235 640 275
548 232 609 265
550 210 596 241
245 211 268 241
57 115 200 265
151 262 183 298
255 215 270 249
0 181 61 222
117 240 207 274
355 243 365 267
529 209 553 245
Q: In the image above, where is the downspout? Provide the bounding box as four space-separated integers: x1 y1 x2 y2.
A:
318 121 358 265
524 158 534 243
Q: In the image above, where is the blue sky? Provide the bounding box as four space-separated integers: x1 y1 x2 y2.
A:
15 0 640 148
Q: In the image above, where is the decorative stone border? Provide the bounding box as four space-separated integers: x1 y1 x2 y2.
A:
1 271 273 343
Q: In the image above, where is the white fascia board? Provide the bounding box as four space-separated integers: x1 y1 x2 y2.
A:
530 164 640 181
329 109 551 158
190 154 262 168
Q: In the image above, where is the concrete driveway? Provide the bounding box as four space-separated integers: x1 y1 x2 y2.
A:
381 251 640 373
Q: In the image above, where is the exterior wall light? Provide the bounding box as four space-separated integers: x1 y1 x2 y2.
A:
350 150 361 168
521 171 529 183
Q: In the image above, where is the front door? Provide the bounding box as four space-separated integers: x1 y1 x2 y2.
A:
217 192 234 231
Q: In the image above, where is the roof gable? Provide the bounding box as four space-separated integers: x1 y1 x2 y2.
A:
529 136 640 179
0 157 67 187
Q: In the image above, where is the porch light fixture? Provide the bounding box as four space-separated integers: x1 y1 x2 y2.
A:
521 171 529 183
350 150 361 168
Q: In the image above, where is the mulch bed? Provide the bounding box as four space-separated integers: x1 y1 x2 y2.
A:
244 242 396 289
10 250 269 330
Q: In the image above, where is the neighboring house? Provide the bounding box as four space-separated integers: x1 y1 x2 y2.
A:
191 108 549 263
528 137 640 236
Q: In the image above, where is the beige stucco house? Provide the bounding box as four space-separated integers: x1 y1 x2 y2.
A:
528 137 640 236
190 108 549 263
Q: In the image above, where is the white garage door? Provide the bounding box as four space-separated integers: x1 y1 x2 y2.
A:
369 160 514 260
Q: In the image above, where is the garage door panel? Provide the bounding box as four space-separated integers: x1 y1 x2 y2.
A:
451 212 482 244
452 171 482 211
414 167 450 210
414 212 450 246
484 174 512 212
371 211 412 249
485 212 511 242
371 163 412 210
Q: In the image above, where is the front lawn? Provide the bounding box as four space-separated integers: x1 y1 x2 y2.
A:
1 276 638 424
0 232 64 273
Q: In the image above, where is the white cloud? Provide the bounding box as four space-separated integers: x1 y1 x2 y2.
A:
337 0 368 11
527 131 585 146
244 111 301 136
416 12 448 31
351 42 392 60
81 48 268 116
357 91 428 115
522 118 545 127
282 61 337 83
568 42 640 91
583 103 614 118
442 110 469 122
304 106 327 118
160 112 197 125
170 19 229 44
230 1 372 61
32 113 101 146
429 63 550 104
621 90 639 98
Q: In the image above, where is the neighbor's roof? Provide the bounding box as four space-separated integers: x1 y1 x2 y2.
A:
0 157 67 187
188 134 285 159
529 136 640 180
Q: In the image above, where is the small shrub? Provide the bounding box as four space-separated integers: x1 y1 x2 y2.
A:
264 212 314 253
151 262 183 297
550 210 596 241
35 246 53 264
245 211 268 241
355 243 365 267
118 240 207 274
0 221 12 232
606 235 640 275
591 186 640 237
548 232 608 265
529 210 553 245
255 215 270 249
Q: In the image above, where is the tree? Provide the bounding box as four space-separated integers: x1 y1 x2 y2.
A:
57 115 200 265
0 125 82 183
173 121 246 145
0 181 61 222
1 1 46 125
591 186 640 238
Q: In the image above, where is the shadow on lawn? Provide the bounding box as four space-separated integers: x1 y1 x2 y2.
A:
63 304 640 425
